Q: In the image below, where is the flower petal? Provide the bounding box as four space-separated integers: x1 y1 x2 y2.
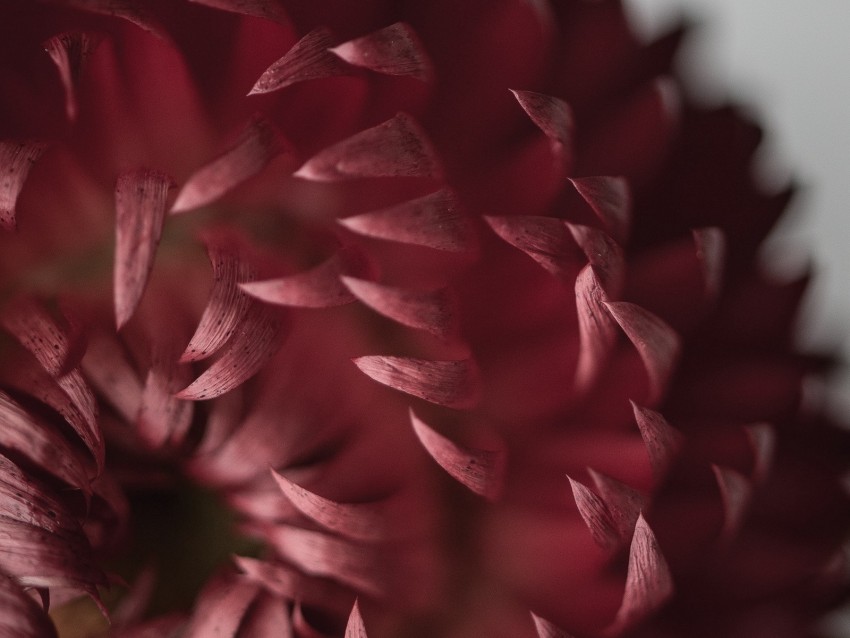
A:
137 342 194 449
41 0 165 36
249 28 350 95
43 32 101 122
568 177 631 244
568 476 620 551
587 469 645 543
574 266 619 391
510 89 573 173
566 223 625 296
0 141 47 231
183 572 260 638
353 356 481 409
339 189 472 252
341 277 457 338
331 23 433 82
0 453 81 535
114 169 174 329
530 612 576 638
630 402 683 479
410 410 505 501
81 333 143 424
0 575 58 638
744 423 775 484
237 592 293 638
484 215 581 278
692 226 726 300
344 600 367 638
171 116 287 213
294 113 442 181
188 0 290 24
1 298 80 379
712 464 753 541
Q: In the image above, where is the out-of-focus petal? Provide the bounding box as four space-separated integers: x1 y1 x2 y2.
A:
630 402 683 479
744 423 775 484
0 575 58 638
189 0 290 24
331 23 433 82
183 571 260 638
530 612 576 638
43 32 101 123
137 341 194 449
81 332 143 424
574 266 619 391
712 464 753 541
0 141 47 231
692 226 726 300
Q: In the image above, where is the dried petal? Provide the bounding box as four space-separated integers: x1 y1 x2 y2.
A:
531 612 576 638
510 89 573 173
568 476 620 551
172 117 286 213
238 592 293 638
569 177 631 244
587 469 645 543
692 226 726 299
341 277 456 338
410 410 505 500
176 302 284 400
344 600 367 638
81 332 143 423
0 453 81 535
604 302 681 404
712 464 753 540
183 572 260 638
630 402 683 478
353 356 481 409
294 113 442 181
0 575 58 638
0 141 47 231
339 189 472 252
249 28 349 95
114 169 174 329
137 343 194 449
331 23 433 82
188 0 290 23
43 32 101 122
484 215 581 277
566 223 625 295
745 423 776 484
574 266 619 391
2 298 79 378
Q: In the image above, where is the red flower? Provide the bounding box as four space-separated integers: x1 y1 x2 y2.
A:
0 1 847 637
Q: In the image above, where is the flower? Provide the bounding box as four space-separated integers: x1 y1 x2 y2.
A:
0 1 848 637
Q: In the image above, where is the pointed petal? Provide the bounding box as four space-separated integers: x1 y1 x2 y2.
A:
249 28 349 95
181 235 257 363
531 612 576 638
353 356 481 409
43 32 101 122
137 343 194 449
184 573 260 638
176 302 284 400
692 227 726 300
331 23 433 82
238 592 293 638
0 453 81 535
0 575 58 638
1 298 79 378
569 177 631 244
342 277 456 338
81 333 143 424
345 600 367 638
114 169 174 329
568 476 619 551
587 469 645 543
604 302 681 404
574 266 619 391
630 402 683 478
410 410 505 501
294 113 442 181
609 514 673 633
240 248 371 309
0 141 47 231
745 423 775 484
42 0 165 36
511 89 573 173
484 215 581 277
339 189 472 252
712 465 753 540
172 117 287 213
188 0 290 23
272 471 390 542
566 223 625 295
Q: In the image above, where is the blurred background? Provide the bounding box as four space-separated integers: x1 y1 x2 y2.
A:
626 0 850 418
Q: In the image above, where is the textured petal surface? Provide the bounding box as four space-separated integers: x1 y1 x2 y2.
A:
344 600 367 638
331 23 433 81
0 141 47 231
531 612 576 638
189 0 290 23
631 402 683 478
569 177 631 244
43 31 101 122
485 215 581 277
568 476 620 551
574 266 619 391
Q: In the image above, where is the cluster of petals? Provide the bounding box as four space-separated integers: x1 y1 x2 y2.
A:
0 1 848 637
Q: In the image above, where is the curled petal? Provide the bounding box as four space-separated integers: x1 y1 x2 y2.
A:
294 113 442 181
510 89 573 173
568 476 620 551
339 189 473 252
745 423 776 484
43 31 101 122
530 612 576 638
569 177 631 244
331 23 433 82
604 302 681 404
630 402 683 479
410 410 505 501
0 454 81 535
183 572 260 638
712 465 753 541
1 298 81 378
249 28 349 95
566 223 625 295
0 141 47 231
345 600 367 638
574 266 618 391
484 215 581 278
114 169 174 329
0 575 58 638
176 302 284 400
587 469 645 543
692 226 726 300
342 277 457 338
172 117 287 213
188 0 290 23
137 343 194 449
353 356 481 409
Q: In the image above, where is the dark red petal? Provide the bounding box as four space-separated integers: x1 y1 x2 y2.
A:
353 356 481 409
484 215 581 278
0 454 81 535
114 169 174 329
604 302 681 404
176 302 284 400
510 89 573 174
181 236 257 363
574 266 619 391
0 575 58 638
183 572 260 638
249 28 350 95
0 141 47 231
237 592 293 638
137 343 194 449
530 612 576 638
568 176 631 244
172 117 287 213
588 468 645 542
712 464 752 541
568 476 619 551
331 23 433 82
344 600 367 638
630 402 683 479
566 223 625 295
43 32 101 122
692 226 726 299
188 0 290 23
410 410 505 501
41 0 165 36
81 333 143 424
342 277 457 339
339 189 472 252
294 113 442 181
745 423 775 484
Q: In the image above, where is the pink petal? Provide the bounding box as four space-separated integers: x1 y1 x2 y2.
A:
604 302 681 404
81 333 143 424
712 464 753 541
1 298 79 379
574 266 619 391
566 223 625 295
294 113 442 181
240 248 371 309
43 32 101 122
568 177 631 243
330 23 433 82
353 356 481 409
410 410 505 501
188 0 290 23
114 169 174 329
568 476 620 551
0 575 58 638
272 472 390 542
609 514 673 633
339 189 473 252
745 423 775 484
630 402 683 479
510 89 573 173
484 215 581 278
137 343 194 449
181 235 257 363
341 277 457 339
587 469 645 543
344 600 367 638
183 572 260 638
692 226 726 300
176 302 284 400
249 28 350 95
0 141 47 231
172 117 287 213
530 613 576 638
238 592 293 638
